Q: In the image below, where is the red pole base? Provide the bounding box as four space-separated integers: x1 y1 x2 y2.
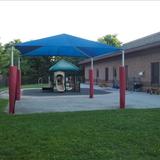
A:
89 69 94 98
119 66 126 109
16 69 21 100
9 66 18 114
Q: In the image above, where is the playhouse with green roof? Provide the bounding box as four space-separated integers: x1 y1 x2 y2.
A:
49 60 81 92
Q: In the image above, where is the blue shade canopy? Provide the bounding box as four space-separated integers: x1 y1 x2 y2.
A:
15 34 121 58
49 60 80 72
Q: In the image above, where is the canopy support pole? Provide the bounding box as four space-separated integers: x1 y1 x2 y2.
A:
89 58 94 98
9 46 17 114
16 56 21 100
119 50 126 109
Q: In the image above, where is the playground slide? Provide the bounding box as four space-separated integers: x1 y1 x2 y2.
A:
56 84 65 92
55 71 65 92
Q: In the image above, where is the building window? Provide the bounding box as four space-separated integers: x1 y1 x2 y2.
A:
96 69 99 78
113 67 117 79
105 68 109 81
125 65 128 81
88 70 90 80
151 62 160 85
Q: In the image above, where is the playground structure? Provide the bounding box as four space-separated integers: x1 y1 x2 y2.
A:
54 71 65 92
52 71 80 92
8 34 125 114
48 60 81 92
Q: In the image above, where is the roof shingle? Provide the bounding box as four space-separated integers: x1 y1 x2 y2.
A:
122 32 160 50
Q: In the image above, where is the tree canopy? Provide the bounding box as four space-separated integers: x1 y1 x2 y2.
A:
98 34 122 48
0 40 21 76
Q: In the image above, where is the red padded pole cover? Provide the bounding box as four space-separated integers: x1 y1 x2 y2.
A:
16 69 21 100
9 66 17 114
119 66 126 109
89 69 94 98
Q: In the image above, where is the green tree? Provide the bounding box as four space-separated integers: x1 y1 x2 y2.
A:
98 34 122 48
52 56 84 66
0 39 21 76
21 56 54 84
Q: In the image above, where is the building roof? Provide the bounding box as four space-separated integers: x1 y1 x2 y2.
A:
79 32 160 64
122 32 160 50
49 59 80 72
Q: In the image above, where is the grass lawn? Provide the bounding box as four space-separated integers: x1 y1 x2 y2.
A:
21 83 48 88
0 83 48 92
0 86 7 92
0 99 160 160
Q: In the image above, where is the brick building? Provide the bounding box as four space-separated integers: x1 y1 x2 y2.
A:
80 32 160 91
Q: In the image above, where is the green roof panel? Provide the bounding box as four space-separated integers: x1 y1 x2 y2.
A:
49 60 80 72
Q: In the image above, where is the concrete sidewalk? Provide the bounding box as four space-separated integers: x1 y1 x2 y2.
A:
1 84 160 114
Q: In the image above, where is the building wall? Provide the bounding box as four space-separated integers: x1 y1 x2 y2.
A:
84 46 160 88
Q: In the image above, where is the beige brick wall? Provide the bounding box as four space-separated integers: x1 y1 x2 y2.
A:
84 47 160 87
